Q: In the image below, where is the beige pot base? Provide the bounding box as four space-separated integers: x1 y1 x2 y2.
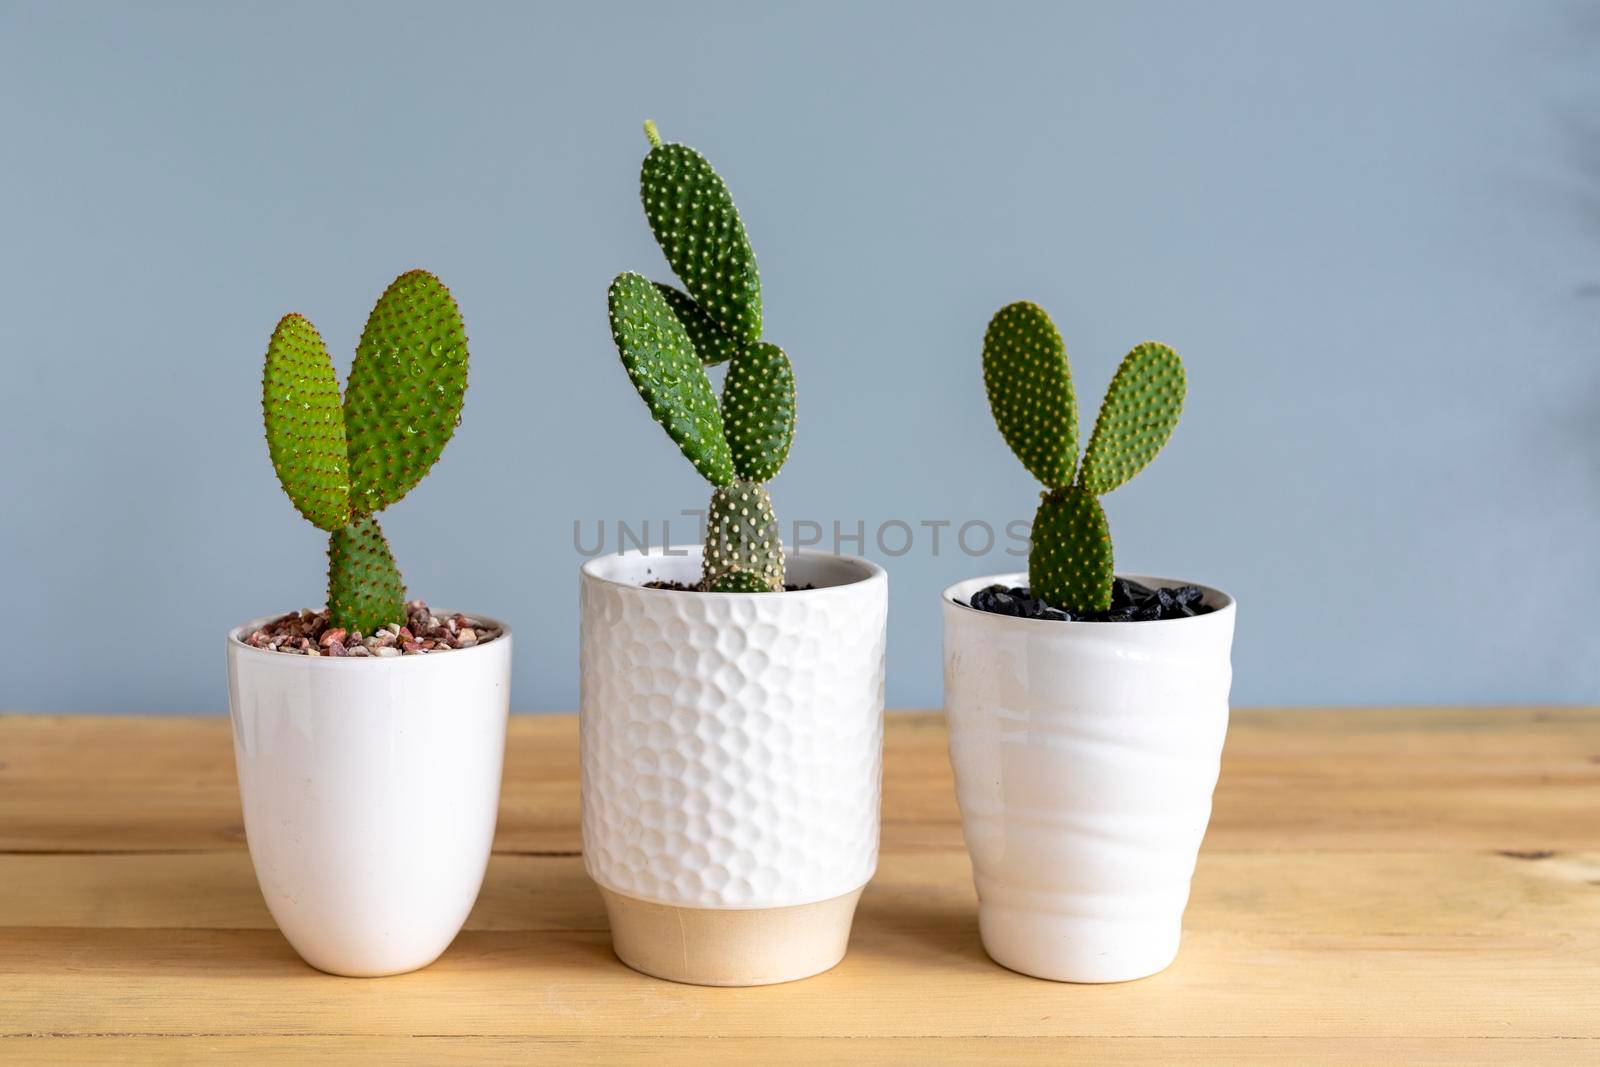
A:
599 886 864 987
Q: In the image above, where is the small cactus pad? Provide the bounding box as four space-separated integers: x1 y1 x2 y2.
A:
608 272 735 486
721 341 795 483
702 480 784 591
343 270 469 515
1029 486 1113 613
327 515 406 633
262 314 351 532
982 301 1078 489
708 570 772 593
1078 342 1185 496
654 283 740 367
640 136 761 344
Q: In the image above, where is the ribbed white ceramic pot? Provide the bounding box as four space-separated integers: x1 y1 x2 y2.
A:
943 573 1235 983
225 614 511 977
580 547 887 986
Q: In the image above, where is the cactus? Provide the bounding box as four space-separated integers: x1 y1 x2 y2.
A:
704 480 784 592
326 516 407 634
607 122 797 592
262 269 469 634
982 301 1184 613
607 272 735 486
639 119 761 344
654 283 740 367
721 341 795 482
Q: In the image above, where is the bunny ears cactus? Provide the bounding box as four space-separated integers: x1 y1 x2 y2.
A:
982 301 1184 613
262 269 469 633
607 121 796 592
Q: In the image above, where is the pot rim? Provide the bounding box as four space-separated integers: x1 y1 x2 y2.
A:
580 545 887 599
226 609 511 665
943 572 1235 628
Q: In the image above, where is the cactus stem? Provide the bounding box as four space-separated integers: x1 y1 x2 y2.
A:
643 119 662 147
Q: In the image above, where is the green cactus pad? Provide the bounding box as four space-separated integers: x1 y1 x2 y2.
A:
640 137 762 344
262 314 351 532
982 301 1078 490
343 270 469 516
1029 486 1113 613
326 515 406 634
654 283 740 367
1078 342 1185 496
721 341 795 483
608 272 736 486
702 480 784 591
708 570 772 593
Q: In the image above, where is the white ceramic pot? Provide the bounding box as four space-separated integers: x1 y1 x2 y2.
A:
580 547 887 986
942 573 1236 983
225 613 511 977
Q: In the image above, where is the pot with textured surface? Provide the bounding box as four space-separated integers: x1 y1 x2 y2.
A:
225 615 511 977
943 573 1235 983
580 548 887 986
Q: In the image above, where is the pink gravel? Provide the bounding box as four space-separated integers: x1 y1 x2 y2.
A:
240 601 501 657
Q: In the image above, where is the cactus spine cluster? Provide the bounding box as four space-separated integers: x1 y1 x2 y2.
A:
262 270 469 633
607 121 795 592
982 302 1185 613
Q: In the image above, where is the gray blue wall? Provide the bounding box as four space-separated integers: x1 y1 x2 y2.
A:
2 1 1596 712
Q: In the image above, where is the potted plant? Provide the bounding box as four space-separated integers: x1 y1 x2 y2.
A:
226 270 511 977
581 121 888 986
943 301 1236 983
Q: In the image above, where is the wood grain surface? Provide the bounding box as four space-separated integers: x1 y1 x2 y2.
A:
1 709 1595 1064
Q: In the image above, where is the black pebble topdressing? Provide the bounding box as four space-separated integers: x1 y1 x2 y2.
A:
963 578 1215 623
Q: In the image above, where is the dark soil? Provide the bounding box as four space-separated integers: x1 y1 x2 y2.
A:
963 577 1216 622
643 580 817 592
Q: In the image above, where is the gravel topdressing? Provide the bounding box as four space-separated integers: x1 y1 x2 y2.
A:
964 578 1217 622
240 601 502 657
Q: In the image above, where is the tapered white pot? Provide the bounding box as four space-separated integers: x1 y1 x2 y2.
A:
580 547 887 986
225 614 511 977
943 574 1235 983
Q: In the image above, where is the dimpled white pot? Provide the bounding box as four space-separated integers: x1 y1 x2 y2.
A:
580 547 887 986
225 614 511 977
943 573 1235 983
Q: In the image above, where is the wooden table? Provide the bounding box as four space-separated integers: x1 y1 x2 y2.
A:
0 709 1595 1063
